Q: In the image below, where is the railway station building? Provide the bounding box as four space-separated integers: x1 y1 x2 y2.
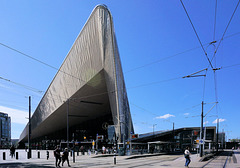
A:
19 5 134 149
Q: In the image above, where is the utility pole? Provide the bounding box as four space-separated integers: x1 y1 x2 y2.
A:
173 122 175 140
67 99 69 150
153 124 157 135
200 101 204 157
216 118 219 152
222 129 224 149
172 122 175 152
28 96 32 159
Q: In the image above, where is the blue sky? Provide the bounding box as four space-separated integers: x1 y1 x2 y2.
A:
0 0 239 140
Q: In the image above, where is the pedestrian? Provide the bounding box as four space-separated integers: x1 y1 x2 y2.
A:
102 146 105 154
80 145 84 155
54 145 62 167
10 145 15 158
184 146 191 168
62 148 71 167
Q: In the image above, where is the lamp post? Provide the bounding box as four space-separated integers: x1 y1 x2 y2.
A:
153 124 157 135
67 99 69 150
200 101 204 157
28 96 32 159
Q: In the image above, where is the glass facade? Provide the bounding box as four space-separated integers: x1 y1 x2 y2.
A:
0 112 11 148
132 127 216 154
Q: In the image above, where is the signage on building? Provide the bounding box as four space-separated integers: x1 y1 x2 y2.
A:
199 139 204 144
131 134 139 139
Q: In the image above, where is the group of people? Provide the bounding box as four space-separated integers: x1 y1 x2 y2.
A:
54 145 71 167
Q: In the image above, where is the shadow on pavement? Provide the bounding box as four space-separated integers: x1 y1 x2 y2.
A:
217 151 232 156
0 163 55 168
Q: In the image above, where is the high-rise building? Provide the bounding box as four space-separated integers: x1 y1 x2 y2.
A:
0 112 11 148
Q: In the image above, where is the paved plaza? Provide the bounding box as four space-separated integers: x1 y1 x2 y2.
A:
0 149 240 167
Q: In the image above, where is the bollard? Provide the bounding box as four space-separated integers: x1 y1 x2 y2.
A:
16 152 19 160
73 150 75 163
46 151 49 160
38 151 40 158
114 155 116 164
3 152 6 160
27 151 32 159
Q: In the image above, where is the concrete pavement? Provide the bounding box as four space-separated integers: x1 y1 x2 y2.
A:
0 149 239 167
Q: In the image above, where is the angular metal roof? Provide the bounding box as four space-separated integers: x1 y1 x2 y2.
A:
19 5 133 143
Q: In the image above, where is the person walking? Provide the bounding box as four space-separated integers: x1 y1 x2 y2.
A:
184 146 191 168
54 145 62 167
10 145 16 158
62 148 71 167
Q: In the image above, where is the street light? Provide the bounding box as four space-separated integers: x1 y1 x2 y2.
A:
153 124 157 135
66 98 88 163
28 96 32 159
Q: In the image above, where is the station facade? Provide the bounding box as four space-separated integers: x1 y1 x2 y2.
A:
19 5 134 149
130 126 216 154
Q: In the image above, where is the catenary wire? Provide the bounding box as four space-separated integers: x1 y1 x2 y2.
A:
210 1 240 127
0 30 238 84
213 0 218 42
1 53 239 112
211 0 240 63
124 46 202 74
221 63 240 69
0 42 86 84
180 0 213 69
1 30 240 112
0 30 239 90
124 32 240 74
213 0 219 118
0 76 44 94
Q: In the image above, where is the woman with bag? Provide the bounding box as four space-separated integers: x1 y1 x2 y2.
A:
184 146 191 168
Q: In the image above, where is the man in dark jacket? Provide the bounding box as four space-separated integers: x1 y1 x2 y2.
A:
62 148 71 167
54 145 61 167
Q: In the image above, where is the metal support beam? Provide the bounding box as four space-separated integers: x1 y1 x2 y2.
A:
67 99 69 149
28 96 32 159
200 101 204 157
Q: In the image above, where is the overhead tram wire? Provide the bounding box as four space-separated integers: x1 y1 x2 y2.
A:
209 0 240 121
0 42 86 84
212 0 219 117
130 102 158 117
0 71 185 108
213 0 218 42
0 30 239 83
3 45 238 108
0 83 41 99
0 40 237 109
179 1 218 154
0 76 44 94
131 101 202 128
124 46 202 74
124 31 240 74
180 0 213 69
221 63 240 69
211 0 240 63
1 30 239 105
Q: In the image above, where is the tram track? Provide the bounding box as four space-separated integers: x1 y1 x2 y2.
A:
201 150 231 168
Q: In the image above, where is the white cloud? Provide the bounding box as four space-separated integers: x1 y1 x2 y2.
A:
184 113 190 116
156 114 175 119
203 121 209 125
0 106 28 125
212 118 226 124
